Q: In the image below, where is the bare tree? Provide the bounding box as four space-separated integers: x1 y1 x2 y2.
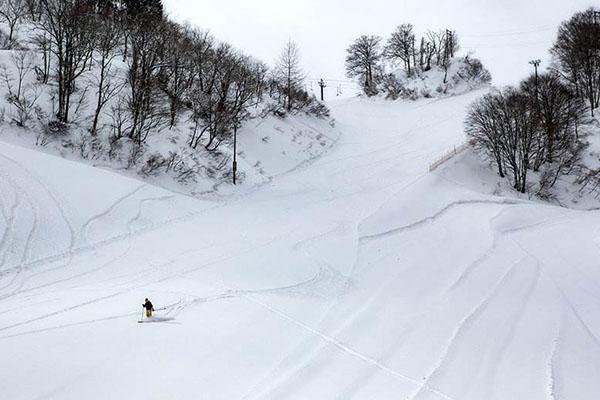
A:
440 30 459 83
186 41 265 152
187 43 230 150
551 7 600 116
0 0 24 43
188 43 238 150
467 88 540 193
417 37 433 72
158 21 194 128
32 31 51 84
125 17 167 145
466 91 507 178
37 0 95 123
24 0 43 21
385 24 416 77
520 73 586 167
90 10 124 136
446 30 459 60
186 27 213 93
345 35 382 96
275 40 304 112
426 30 444 67
251 59 268 106
1 51 40 126
211 54 261 149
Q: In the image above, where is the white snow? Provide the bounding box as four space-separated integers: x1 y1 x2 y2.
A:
2 88 600 400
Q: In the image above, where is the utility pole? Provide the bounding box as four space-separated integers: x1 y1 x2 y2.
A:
232 124 238 185
526 59 541 173
529 59 542 134
529 59 541 90
318 79 326 101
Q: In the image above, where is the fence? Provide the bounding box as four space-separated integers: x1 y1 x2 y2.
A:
428 141 473 172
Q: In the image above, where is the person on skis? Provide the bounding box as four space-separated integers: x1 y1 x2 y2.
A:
142 298 154 318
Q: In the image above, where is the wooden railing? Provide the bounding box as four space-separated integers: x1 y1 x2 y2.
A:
428 141 473 172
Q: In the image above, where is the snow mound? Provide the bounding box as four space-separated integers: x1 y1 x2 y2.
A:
381 55 492 100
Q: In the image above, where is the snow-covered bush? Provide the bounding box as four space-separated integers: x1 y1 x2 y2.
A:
380 56 491 101
141 152 168 176
42 120 69 137
453 56 492 85
380 74 404 100
1 51 40 127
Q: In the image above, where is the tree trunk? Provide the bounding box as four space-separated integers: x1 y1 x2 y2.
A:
91 60 106 136
8 23 15 42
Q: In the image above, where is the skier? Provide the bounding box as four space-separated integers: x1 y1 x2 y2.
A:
142 298 154 318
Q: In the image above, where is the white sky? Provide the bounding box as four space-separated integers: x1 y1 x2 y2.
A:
163 0 595 91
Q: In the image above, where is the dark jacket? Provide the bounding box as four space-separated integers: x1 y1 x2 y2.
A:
143 300 154 311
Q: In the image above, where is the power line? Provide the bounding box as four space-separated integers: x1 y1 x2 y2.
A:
307 77 356 84
461 39 554 49
461 24 556 38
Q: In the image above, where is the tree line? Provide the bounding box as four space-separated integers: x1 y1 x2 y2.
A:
466 7 599 195
0 0 325 165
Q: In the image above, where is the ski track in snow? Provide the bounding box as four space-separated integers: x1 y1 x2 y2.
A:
241 202 465 399
0 152 75 298
0 190 221 303
2 90 599 400
242 293 458 400
483 262 541 400
0 181 21 281
359 199 525 243
513 239 600 350
407 257 526 400
0 152 76 249
0 168 40 298
0 192 40 299
0 222 308 337
0 194 188 332
0 180 18 264
80 184 147 245
334 208 556 399
548 305 567 400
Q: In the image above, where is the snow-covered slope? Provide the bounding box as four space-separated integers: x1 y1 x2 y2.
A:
0 22 338 197
2 88 600 400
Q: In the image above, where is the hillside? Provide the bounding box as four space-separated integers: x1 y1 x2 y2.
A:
2 88 600 400
0 13 336 197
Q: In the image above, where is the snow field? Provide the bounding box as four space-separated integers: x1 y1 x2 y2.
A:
2 88 600 399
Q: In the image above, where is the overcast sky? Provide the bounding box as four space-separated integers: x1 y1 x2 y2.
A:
163 0 594 93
